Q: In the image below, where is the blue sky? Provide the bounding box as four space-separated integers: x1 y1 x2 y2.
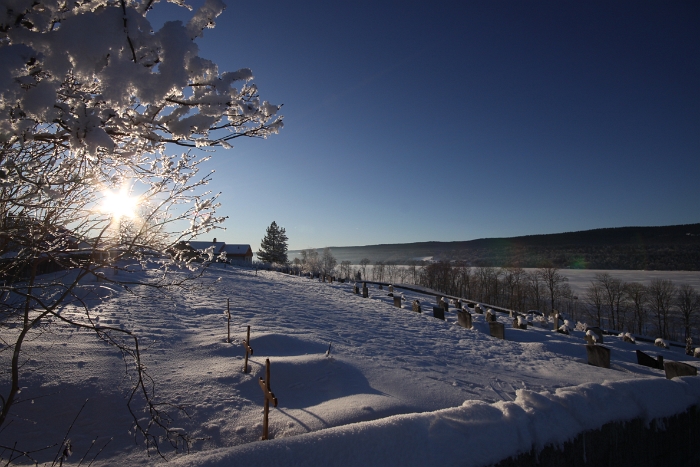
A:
151 0 699 252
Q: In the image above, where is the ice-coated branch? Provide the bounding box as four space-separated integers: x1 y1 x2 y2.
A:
0 0 283 460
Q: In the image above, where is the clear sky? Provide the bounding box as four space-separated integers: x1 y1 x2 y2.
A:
150 0 699 252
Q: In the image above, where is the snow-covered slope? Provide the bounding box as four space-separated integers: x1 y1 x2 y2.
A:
4 264 700 466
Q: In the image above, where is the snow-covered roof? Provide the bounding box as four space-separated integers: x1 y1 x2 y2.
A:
186 242 252 257
188 241 226 253
221 244 252 255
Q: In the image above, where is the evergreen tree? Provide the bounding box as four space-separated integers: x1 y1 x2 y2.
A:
258 221 289 264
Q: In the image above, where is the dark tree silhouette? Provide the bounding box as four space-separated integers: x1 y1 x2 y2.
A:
257 222 289 264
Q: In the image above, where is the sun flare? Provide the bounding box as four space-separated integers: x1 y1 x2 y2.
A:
100 187 140 220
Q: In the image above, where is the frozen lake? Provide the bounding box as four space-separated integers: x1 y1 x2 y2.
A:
526 269 700 295
353 264 700 295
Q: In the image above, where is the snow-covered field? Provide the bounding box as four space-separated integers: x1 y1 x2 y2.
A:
531 269 700 295
357 265 700 295
4 264 700 466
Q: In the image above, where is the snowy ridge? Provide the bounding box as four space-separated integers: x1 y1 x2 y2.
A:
170 377 700 467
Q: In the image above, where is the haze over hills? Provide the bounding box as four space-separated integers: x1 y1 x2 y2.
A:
289 224 700 270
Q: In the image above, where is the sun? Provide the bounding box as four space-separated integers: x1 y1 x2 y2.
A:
100 187 140 220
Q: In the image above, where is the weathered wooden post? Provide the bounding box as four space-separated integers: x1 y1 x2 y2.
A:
226 298 231 344
258 358 278 440
242 325 253 373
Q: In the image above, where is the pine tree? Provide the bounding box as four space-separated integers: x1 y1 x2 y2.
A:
258 221 289 264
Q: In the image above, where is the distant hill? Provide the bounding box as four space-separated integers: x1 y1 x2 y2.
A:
290 224 700 270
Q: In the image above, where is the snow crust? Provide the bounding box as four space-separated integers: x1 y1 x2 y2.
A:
3 264 700 466
170 377 700 467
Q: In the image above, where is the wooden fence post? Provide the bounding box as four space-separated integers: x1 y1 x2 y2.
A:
242 325 253 373
226 298 231 344
258 358 278 440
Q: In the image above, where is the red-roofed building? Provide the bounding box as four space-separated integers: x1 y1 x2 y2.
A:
221 244 253 263
187 238 253 263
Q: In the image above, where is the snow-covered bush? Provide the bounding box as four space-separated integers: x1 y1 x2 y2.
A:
534 314 547 327
574 321 588 332
655 338 668 349
0 0 282 455
553 318 571 334
619 332 635 344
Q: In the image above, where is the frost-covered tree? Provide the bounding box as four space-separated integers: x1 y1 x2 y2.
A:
0 0 282 458
257 221 288 264
320 247 337 277
300 248 320 275
339 260 351 280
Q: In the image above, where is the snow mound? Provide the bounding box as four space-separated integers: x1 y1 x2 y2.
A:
170 377 700 467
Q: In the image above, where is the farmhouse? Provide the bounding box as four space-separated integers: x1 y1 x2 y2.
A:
187 238 254 263
221 243 254 262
